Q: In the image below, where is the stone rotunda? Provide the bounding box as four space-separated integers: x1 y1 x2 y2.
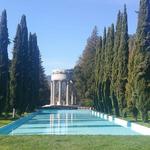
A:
50 69 76 106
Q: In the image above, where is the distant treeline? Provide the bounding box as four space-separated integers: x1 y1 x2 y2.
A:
73 0 150 122
0 10 49 115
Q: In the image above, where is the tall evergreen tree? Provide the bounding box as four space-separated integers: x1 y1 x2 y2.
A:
73 26 99 101
117 5 129 116
10 15 29 113
126 35 138 120
94 36 102 110
28 33 40 111
84 26 99 99
133 0 150 122
100 28 107 113
0 10 9 114
10 24 23 113
111 11 123 116
20 15 29 112
103 24 115 114
28 33 35 111
32 34 40 108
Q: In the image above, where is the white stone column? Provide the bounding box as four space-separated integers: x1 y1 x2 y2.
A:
50 81 53 105
71 91 74 105
52 80 55 105
58 80 61 105
74 96 77 105
66 82 69 106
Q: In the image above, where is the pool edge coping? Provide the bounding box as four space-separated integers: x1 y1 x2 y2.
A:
91 110 150 136
0 110 39 135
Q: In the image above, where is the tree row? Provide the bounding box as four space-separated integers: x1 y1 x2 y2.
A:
73 0 150 122
0 10 49 115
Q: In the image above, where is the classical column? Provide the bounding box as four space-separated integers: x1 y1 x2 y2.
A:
58 80 61 105
66 81 69 106
71 91 74 105
74 96 77 105
52 80 55 105
50 81 53 105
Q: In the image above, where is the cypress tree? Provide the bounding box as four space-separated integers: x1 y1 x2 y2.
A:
28 33 40 111
98 28 106 112
28 33 34 111
94 36 102 111
117 5 129 116
134 0 150 122
10 15 29 114
111 11 123 116
100 28 107 113
126 35 138 120
10 24 23 113
32 34 40 108
0 10 9 114
20 15 29 112
103 24 115 114
105 24 115 79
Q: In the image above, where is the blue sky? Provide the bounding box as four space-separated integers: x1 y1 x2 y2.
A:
0 0 139 75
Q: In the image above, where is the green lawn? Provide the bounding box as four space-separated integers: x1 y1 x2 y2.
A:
0 115 14 127
119 114 150 128
0 115 17 127
0 112 27 127
0 119 12 127
0 135 149 150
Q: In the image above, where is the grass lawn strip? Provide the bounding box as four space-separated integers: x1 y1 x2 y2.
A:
0 135 149 150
